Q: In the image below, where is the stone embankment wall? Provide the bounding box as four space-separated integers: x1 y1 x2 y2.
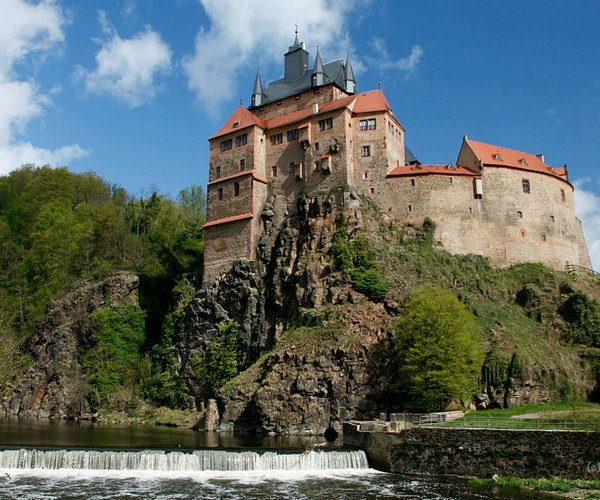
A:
344 423 600 479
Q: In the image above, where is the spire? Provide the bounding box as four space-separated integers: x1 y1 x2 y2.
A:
312 46 324 87
293 24 300 48
344 52 356 94
251 68 265 107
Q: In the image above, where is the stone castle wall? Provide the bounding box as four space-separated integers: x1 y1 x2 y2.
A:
371 166 588 270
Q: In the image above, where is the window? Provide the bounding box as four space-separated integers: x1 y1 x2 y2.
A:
410 179 416 187
517 211 523 219
270 133 283 145
314 142 319 151
220 139 232 151
286 129 299 141
216 166 221 178
239 158 245 170
361 145 371 157
369 187 375 194
218 187 223 201
359 120 368 131
318 117 333 131
233 182 240 197
560 189 566 202
289 162 295 174
232 122 239 128
235 134 247 147
522 178 530 193
368 118 376 130
550 215 555 223
271 165 278 177
541 234 547 242
408 204 412 212
363 171 369 179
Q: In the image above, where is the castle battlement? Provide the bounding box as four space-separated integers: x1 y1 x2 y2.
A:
202 37 590 284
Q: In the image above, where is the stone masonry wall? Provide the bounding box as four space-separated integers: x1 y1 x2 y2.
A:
344 424 600 478
375 167 589 271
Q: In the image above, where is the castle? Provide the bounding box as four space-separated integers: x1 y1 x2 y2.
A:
203 35 591 283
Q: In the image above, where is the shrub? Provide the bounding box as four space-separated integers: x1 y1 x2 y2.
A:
560 291 600 347
193 319 241 398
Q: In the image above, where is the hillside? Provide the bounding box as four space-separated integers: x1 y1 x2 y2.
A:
178 189 600 434
1 167 598 431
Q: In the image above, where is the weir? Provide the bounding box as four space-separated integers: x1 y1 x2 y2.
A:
0 448 368 472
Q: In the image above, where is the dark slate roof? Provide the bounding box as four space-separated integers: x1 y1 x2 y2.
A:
405 145 419 164
258 59 347 105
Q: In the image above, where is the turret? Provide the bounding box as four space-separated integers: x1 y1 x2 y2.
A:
345 53 356 94
284 31 309 82
311 46 324 87
251 68 265 107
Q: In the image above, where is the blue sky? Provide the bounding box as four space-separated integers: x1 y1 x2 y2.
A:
2 0 599 267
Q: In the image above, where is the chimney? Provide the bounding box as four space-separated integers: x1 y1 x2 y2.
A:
312 103 319 114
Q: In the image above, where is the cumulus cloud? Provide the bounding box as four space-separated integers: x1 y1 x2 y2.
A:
370 37 424 78
0 0 88 173
183 0 360 112
573 178 600 271
76 12 172 108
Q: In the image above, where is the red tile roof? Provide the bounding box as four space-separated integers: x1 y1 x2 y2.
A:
208 169 254 186
467 138 568 180
387 163 478 178
203 212 253 228
209 106 265 140
353 89 404 129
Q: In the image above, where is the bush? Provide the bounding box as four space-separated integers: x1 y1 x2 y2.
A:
392 286 484 411
193 319 241 398
330 218 389 302
560 291 600 347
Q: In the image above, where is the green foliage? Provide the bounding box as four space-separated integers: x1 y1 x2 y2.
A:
561 291 600 347
81 304 146 410
144 278 195 407
0 314 29 397
330 218 389 302
193 319 241 398
392 286 484 411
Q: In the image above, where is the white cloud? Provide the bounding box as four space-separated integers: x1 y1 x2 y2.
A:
183 0 359 112
77 11 172 108
0 0 88 173
370 38 424 78
574 178 600 271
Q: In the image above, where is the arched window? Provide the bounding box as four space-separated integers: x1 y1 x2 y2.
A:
233 182 240 197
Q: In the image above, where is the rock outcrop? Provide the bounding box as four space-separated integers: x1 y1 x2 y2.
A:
2 273 139 419
178 189 391 434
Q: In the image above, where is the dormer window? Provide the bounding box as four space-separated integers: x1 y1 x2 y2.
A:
232 122 239 128
493 153 503 161
520 158 528 166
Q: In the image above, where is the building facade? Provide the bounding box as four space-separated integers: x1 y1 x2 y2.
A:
203 37 591 283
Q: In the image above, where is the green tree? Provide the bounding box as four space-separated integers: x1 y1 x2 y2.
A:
392 287 484 411
193 319 240 398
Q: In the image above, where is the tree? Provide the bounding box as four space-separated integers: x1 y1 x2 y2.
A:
193 319 240 398
392 287 483 412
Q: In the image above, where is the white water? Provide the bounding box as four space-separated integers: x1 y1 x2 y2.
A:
0 448 368 472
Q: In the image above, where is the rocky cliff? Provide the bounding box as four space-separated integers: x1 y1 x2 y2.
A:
2 273 139 419
179 188 598 435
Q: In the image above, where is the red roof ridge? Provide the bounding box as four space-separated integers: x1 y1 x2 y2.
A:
209 106 265 140
387 163 479 177
203 212 253 228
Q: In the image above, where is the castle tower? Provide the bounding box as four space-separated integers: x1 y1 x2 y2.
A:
203 35 405 283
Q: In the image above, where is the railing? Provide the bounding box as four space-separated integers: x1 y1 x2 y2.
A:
564 264 600 278
418 414 600 431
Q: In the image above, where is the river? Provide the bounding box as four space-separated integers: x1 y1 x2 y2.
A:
0 419 550 499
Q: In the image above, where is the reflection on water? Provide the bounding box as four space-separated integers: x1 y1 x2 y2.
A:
0 417 329 450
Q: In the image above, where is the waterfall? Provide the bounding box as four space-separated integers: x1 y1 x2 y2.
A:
0 449 369 472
